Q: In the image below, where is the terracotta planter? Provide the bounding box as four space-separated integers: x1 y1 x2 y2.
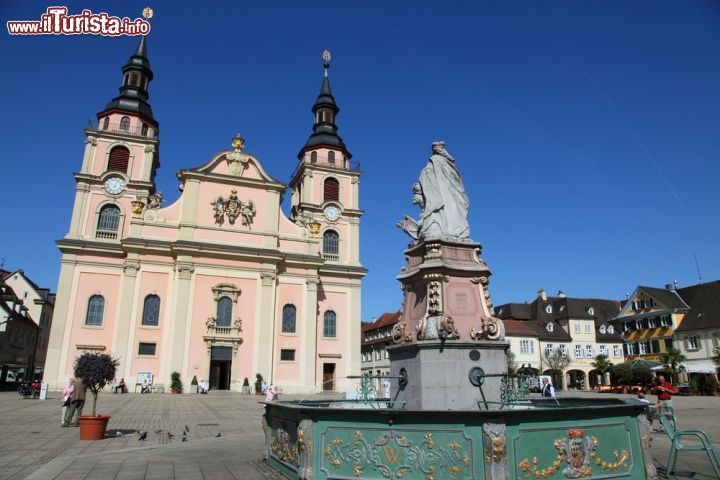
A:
172 388 178 394
78 415 111 440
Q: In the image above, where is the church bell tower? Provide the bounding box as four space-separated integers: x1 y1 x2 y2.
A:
288 51 362 266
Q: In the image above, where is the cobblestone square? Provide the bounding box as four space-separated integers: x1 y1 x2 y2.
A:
0 390 717 479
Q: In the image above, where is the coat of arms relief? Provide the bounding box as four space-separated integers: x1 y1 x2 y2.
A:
211 190 256 227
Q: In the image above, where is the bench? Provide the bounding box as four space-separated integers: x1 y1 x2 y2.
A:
658 400 720 478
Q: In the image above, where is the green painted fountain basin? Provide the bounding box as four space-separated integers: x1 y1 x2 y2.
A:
262 398 654 480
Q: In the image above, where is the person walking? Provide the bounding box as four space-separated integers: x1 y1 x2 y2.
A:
540 377 556 398
61 378 74 426
62 378 86 427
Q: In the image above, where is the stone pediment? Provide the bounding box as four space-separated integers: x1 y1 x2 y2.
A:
178 137 284 190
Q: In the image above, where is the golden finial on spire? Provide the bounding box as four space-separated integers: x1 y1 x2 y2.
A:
322 50 332 62
231 133 245 152
142 7 154 19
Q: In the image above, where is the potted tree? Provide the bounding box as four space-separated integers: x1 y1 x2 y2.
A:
74 352 119 440
190 376 199 394
171 372 183 394
241 377 251 395
254 373 263 395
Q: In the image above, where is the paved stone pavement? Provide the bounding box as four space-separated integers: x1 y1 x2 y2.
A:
0 389 717 479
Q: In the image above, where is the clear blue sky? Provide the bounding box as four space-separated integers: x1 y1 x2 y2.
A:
2 1 719 319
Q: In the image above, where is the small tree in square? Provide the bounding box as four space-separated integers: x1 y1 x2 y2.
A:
74 352 120 417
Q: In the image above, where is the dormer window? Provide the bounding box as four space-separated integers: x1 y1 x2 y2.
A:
545 305 553 314
587 307 594 316
599 325 607 334
546 322 554 332
607 325 614 334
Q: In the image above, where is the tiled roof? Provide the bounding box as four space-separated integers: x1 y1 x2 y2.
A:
674 280 720 332
503 319 537 337
361 311 400 332
637 286 689 310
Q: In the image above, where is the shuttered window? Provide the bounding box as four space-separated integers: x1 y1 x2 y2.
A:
107 146 130 173
324 177 339 202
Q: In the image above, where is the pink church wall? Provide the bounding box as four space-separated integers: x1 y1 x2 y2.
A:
150 194 182 223
274 282 304 382
315 291 347 381
64 272 121 376
141 225 181 240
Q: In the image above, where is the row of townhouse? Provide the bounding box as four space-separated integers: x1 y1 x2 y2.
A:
613 280 720 377
360 312 400 390
361 281 719 392
495 289 623 390
0 269 55 386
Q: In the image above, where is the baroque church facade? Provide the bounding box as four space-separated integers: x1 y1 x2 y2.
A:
44 38 366 393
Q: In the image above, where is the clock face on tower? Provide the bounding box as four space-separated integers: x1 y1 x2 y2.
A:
104 177 126 195
323 205 340 222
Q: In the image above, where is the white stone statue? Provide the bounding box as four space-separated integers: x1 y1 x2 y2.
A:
398 141 470 241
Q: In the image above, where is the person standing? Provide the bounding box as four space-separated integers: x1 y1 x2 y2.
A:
62 378 86 427
654 374 675 405
541 377 556 398
61 378 74 426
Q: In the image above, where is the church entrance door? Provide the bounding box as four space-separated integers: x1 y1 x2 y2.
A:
210 346 233 390
323 363 335 391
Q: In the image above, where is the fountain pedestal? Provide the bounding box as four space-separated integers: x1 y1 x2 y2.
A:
389 340 508 410
389 238 508 409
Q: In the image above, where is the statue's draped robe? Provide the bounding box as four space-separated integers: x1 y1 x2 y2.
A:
418 153 470 239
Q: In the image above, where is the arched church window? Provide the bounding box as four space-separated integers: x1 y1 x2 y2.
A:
102 117 109 130
107 146 130 173
129 72 139 87
323 310 337 337
323 177 339 202
282 304 296 333
96 205 121 239
310 151 317 164
328 151 335 164
323 230 339 257
119 116 130 131
141 123 149 137
141 294 160 326
216 296 232 327
85 295 105 326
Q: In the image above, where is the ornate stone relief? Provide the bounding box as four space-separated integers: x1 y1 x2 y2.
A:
483 422 509 480
262 416 271 460
147 191 163 209
211 190 256 227
470 316 506 341
122 262 140 276
637 415 658 479
392 320 414 343
297 419 314 480
176 264 194 280
226 133 251 177
425 243 442 260
131 199 145 218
